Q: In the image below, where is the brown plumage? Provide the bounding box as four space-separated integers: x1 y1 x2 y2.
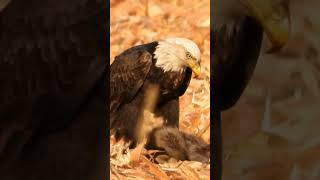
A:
110 38 206 161
212 0 291 179
0 1 107 179
110 42 193 141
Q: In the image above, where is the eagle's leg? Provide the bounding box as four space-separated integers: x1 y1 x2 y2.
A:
148 98 181 147
144 99 179 150
111 94 144 146
154 99 180 128
112 96 180 147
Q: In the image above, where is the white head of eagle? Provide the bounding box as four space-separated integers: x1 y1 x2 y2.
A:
154 37 201 76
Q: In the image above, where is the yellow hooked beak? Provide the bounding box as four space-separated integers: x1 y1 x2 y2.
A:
187 59 201 77
240 0 291 52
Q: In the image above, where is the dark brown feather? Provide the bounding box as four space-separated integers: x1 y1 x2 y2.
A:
110 42 192 145
211 16 264 180
212 17 263 110
110 50 153 117
0 1 107 179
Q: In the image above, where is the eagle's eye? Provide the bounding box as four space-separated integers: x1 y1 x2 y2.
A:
186 52 194 59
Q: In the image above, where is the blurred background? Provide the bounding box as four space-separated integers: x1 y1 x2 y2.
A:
221 0 320 179
110 0 210 179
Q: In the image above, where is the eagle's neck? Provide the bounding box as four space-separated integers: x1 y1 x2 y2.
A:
153 41 186 73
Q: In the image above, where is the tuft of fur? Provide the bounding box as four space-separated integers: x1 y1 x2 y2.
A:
148 127 210 163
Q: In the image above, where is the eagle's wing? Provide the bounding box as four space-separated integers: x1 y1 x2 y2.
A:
212 17 263 111
110 50 153 122
0 1 108 179
0 0 107 154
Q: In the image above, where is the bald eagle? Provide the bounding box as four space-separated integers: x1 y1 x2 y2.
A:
110 38 201 147
212 0 291 179
0 0 107 180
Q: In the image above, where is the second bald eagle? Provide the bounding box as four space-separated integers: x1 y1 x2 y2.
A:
110 38 201 145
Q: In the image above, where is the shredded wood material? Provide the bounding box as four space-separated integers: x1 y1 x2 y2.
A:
222 0 320 179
